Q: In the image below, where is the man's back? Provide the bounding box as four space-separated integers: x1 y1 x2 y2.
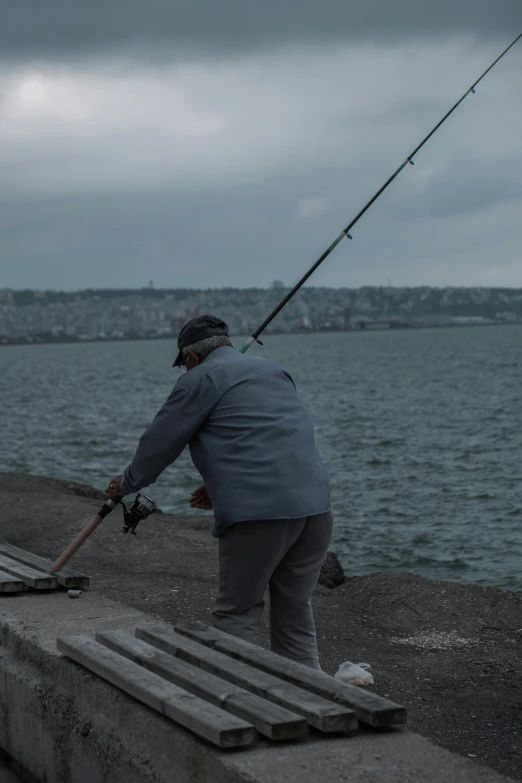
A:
117 331 332 670
177 346 330 532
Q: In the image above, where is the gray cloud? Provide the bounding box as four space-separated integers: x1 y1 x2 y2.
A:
0 3 521 291
0 0 520 62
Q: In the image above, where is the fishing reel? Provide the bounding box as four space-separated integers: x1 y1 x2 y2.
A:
120 493 157 535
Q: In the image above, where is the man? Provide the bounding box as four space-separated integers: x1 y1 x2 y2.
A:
106 314 332 669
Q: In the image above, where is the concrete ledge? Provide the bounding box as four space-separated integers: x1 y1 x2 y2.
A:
0 591 514 783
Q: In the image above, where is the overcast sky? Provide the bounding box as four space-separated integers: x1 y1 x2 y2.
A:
0 2 521 291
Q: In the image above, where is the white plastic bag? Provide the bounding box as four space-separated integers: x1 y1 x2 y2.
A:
334 661 374 686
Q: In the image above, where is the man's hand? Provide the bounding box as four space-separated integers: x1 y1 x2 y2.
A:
190 485 213 510
105 474 127 498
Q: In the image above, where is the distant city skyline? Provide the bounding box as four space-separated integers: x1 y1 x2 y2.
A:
5 280 522 294
4 280 522 293
2 284 521 344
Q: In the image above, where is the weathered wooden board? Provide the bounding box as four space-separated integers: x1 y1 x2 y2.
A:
0 541 88 588
0 569 25 593
176 621 407 728
0 555 57 590
137 626 358 734
97 629 307 741
57 635 257 749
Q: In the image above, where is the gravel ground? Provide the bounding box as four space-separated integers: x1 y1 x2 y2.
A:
1 471 521 781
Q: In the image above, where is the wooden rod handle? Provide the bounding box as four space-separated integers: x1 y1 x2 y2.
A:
47 514 104 575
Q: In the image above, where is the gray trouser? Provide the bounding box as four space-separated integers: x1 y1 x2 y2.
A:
212 511 334 670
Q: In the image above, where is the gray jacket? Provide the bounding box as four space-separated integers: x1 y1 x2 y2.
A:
122 346 330 534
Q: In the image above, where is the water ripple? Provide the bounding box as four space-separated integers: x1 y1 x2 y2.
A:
1 326 521 591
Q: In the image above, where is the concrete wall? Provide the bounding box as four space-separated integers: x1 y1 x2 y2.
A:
0 591 513 783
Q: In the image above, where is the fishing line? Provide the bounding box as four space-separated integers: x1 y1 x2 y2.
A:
239 33 522 352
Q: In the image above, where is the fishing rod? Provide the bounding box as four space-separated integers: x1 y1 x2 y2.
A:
239 33 522 353
47 494 157 575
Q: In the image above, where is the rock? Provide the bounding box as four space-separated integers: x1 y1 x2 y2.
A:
318 551 345 589
0 471 106 501
314 584 331 596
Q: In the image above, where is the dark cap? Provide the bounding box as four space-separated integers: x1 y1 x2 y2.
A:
173 314 229 367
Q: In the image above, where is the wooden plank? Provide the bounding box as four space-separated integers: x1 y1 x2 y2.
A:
97 630 308 742
0 555 57 590
0 541 89 588
57 635 257 749
137 626 358 734
176 622 407 728
0 569 26 593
